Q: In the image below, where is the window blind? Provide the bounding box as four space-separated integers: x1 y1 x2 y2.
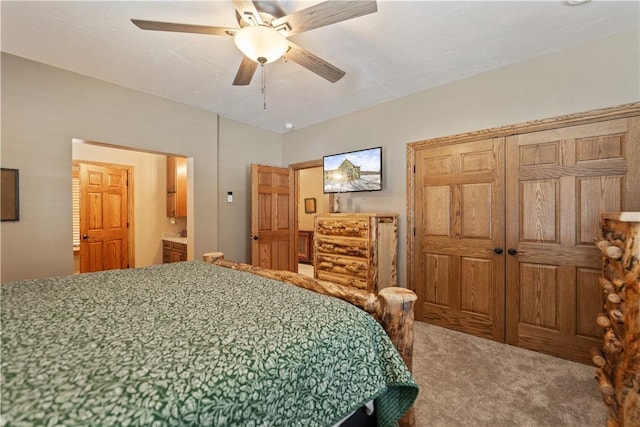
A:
72 169 80 249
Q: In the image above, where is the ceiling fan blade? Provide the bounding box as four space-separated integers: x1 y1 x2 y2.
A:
232 0 263 26
233 56 259 85
252 1 287 20
131 19 235 36
285 42 345 83
271 1 377 37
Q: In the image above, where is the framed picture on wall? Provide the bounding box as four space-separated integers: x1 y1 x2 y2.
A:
1 168 19 221
304 198 316 214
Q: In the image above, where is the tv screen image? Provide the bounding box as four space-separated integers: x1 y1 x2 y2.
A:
323 147 382 193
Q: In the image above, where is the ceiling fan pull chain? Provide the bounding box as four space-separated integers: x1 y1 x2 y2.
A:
261 63 267 110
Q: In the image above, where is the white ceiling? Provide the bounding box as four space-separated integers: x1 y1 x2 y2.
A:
2 1 639 133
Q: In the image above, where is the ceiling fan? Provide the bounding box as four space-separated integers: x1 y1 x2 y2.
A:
132 0 377 86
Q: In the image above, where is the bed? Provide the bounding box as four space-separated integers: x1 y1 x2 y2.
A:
1 253 418 427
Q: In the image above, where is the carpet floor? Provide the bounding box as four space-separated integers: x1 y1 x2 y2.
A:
411 321 607 427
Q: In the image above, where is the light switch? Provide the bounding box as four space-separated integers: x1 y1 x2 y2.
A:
227 191 233 203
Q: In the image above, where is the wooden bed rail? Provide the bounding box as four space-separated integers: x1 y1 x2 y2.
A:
203 252 417 426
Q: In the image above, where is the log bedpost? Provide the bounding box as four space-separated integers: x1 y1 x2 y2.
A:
376 287 417 371
594 213 640 427
203 252 225 264
377 287 417 427
202 252 417 427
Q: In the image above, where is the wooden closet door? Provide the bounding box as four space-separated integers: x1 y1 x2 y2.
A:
414 138 506 341
505 117 640 363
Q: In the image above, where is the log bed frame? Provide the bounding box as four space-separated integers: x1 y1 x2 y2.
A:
203 252 417 427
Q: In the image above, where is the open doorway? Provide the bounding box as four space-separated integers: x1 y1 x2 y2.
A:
72 140 189 272
292 160 331 278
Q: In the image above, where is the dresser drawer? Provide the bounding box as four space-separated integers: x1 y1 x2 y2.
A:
315 253 368 279
316 270 369 290
316 217 369 238
315 235 369 258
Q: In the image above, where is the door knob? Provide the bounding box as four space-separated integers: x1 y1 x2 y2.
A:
82 234 89 240
250 235 259 241
508 248 518 256
493 247 503 254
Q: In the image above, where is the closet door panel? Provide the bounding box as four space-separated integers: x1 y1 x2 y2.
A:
460 256 491 315
576 267 604 338
424 186 451 236
415 137 505 341
461 183 492 239
505 116 639 364
519 263 558 329
577 175 623 245
519 179 559 244
424 253 451 306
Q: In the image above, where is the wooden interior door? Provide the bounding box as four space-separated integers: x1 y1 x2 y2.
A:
250 164 295 271
414 137 506 341
505 117 640 363
79 163 129 273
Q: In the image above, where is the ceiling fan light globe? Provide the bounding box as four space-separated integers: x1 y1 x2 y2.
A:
234 25 288 64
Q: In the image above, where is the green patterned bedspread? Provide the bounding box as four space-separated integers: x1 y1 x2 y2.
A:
1 261 417 426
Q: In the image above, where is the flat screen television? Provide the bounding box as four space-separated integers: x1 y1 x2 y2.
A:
323 146 382 193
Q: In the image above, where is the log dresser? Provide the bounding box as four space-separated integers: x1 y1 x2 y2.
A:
594 212 640 427
313 213 398 293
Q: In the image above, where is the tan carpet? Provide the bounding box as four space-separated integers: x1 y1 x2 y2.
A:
411 321 607 427
298 263 314 278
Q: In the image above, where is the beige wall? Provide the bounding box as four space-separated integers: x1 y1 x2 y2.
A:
1 53 220 281
298 167 328 231
281 28 640 287
72 142 187 267
217 117 282 263
2 29 638 283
